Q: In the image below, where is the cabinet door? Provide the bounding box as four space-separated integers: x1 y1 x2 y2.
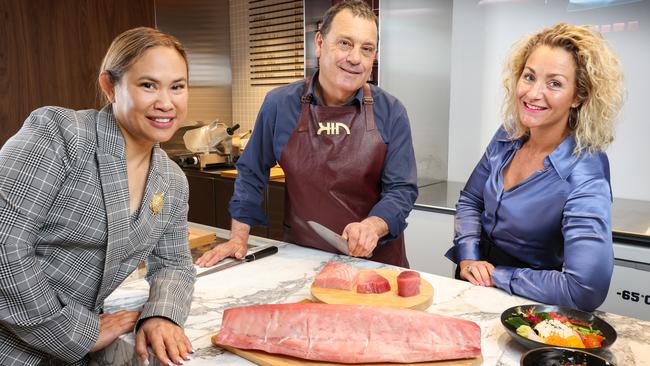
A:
186 174 217 227
404 210 455 277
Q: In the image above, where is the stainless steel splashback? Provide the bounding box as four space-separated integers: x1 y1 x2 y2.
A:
155 0 233 125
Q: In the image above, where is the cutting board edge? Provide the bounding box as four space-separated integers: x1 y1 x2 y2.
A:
311 269 434 310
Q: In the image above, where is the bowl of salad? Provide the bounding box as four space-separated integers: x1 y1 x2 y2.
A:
521 347 615 366
501 304 616 351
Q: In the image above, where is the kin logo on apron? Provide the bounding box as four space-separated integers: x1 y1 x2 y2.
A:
316 121 351 135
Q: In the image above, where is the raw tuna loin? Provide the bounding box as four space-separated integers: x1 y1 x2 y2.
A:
397 270 421 297
214 303 481 363
356 270 390 294
312 262 359 290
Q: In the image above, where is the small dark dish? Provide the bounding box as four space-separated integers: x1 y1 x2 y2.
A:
521 347 615 366
501 304 616 351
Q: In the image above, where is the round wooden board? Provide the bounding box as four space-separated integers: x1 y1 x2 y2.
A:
311 269 433 310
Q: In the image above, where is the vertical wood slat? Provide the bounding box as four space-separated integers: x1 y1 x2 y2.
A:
0 0 155 147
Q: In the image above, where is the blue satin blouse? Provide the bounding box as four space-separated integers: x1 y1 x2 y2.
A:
445 127 614 311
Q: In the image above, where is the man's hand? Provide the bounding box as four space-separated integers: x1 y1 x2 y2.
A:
195 238 247 267
195 219 249 267
459 259 495 287
342 216 389 257
90 310 140 352
135 317 193 366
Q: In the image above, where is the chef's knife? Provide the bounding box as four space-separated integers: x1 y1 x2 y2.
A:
197 245 278 277
307 221 350 255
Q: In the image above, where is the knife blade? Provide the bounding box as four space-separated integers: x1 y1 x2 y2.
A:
197 245 278 277
307 221 350 255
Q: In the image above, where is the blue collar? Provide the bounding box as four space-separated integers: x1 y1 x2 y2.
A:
547 134 578 180
306 70 364 106
501 133 578 180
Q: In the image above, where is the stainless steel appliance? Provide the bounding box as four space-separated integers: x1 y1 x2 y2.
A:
163 121 241 169
600 241 650 321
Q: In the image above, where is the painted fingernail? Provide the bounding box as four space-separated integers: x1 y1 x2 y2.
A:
184 355 191 360
143 360 149 366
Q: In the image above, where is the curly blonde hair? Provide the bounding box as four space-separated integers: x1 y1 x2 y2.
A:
501 22 625 154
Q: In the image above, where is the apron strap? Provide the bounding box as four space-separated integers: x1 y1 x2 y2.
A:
297 77 314 132
300 77 313 104
362 84 377 132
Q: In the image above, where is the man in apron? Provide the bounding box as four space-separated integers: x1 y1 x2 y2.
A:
196 0 417 268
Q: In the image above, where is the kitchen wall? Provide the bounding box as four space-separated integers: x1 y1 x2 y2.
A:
156 0 307 132
446 0 650 201
379 0 453 184
0 0 155 148
157 0 649 202
230 1 303 132
156 0 233 126
377 1 649 200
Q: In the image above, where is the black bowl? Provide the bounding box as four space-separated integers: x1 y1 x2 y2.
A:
501 304 616 351
521 347 615 366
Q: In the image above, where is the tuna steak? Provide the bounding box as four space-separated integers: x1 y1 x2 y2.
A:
356 270 390 294
215 303 481 363
312 262 359 290
397 270 421 297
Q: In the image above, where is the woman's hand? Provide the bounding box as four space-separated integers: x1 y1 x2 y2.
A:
135 317 193 366
90 310 140 352
459 259 495 287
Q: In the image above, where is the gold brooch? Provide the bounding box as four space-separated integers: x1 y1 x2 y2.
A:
150 192 165 215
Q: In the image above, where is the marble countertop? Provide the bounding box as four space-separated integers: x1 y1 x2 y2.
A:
415 181 650 246
91 226 650 366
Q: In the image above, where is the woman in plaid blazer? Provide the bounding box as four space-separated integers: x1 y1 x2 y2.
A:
0 28 196 365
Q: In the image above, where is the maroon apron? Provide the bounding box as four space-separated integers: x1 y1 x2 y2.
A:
278 77 408 268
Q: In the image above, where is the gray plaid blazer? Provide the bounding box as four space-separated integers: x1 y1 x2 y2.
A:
0 106 196 365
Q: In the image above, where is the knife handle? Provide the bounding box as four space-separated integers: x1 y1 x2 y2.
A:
244 246 278 262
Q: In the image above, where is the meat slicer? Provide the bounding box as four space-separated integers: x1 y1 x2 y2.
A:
182 120 240 169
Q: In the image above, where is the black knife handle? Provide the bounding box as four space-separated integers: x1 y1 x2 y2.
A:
244 246 278 262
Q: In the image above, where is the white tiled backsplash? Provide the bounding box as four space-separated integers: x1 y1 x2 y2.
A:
230 1 302 132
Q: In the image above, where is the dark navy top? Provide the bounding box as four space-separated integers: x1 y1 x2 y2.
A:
445 127 614 311
229 78 418 241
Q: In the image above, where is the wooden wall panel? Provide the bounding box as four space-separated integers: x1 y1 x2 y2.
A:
0 0 154 147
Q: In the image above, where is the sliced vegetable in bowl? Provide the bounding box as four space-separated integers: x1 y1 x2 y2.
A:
500 304 616 351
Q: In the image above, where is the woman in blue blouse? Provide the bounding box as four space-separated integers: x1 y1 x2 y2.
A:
445 23 624 311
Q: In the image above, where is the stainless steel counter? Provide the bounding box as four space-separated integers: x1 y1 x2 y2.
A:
414 180 650 246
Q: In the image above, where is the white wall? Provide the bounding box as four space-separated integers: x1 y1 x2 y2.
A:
447 0 650 201
379 0 453 182
404 210 456 277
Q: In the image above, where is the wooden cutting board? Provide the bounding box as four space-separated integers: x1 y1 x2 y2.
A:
188 227 216 249
221 166 285 179
213 340 482 366
311 269 434 310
